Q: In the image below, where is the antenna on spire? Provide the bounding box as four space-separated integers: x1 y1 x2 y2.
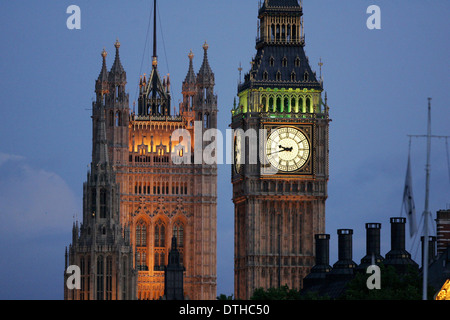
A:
152 0 158 67
238 62 243 84
318 58 323 81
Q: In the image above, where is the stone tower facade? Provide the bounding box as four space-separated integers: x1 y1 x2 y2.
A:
231 0 330 300
66 3 217 299
117 39 217 300
64 47 136 300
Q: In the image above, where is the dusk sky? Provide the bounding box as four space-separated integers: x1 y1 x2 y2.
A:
0 1 449 299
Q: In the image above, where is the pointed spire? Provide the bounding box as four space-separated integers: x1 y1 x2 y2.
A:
184 50 196 84
109 39 125 76
166 73 171 92
97 48 108 82
199 41 212 74
197 41 214 85
96 48 109 97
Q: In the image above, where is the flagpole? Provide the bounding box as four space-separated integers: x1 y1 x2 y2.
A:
422 97 432 300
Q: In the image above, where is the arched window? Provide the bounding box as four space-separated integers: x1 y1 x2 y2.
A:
263 71 268 81
115 111 121 127
122 256 128 299
96 256 104 300
291 71 296 81
269 97 274 112
284 97 289 112
136 221 147 247
154 252 165 271
304 71 309 82
306 97 312 113
136 250 147 271
91 188 97 214
276 71 281 81
109 111 114 127
276 97 282 113
270 57 274 67
203 113 210 129
100 189 107 218
282 57 287 67
295 57 301 67
173 222 184 248
80 256 86 300
106 256 113 300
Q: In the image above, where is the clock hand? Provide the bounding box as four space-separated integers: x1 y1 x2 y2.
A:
267 145 286 156
268 145 294 155
268 150 284 155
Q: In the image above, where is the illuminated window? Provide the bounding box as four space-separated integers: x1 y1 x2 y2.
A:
306 97 311 113
154 251 165 271
136 250 148 271
136 221 147 247
276 97 282 112
173 222 184 248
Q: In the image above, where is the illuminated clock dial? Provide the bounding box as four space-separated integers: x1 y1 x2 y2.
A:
266 127 310 172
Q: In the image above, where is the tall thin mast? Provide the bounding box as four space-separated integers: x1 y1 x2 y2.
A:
422 97 432 300
151 0 158 100
153 0 157 64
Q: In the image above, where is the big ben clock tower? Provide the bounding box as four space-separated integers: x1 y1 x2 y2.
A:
231 0 330 300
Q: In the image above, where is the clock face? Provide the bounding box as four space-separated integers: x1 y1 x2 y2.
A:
266 126 310 172
234 134 242 174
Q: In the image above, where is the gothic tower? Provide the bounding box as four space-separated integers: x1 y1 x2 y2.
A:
64 48 136 300
111 1 217 300
105 40 130 166
231 0 330 300
66 0 217 300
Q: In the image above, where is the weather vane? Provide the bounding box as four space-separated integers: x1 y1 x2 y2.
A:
318 58 323 80
238 62 243 84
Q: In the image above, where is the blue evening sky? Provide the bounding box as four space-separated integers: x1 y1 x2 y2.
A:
0 1 448 299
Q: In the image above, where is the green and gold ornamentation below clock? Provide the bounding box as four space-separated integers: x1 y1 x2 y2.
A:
265 126 311 173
